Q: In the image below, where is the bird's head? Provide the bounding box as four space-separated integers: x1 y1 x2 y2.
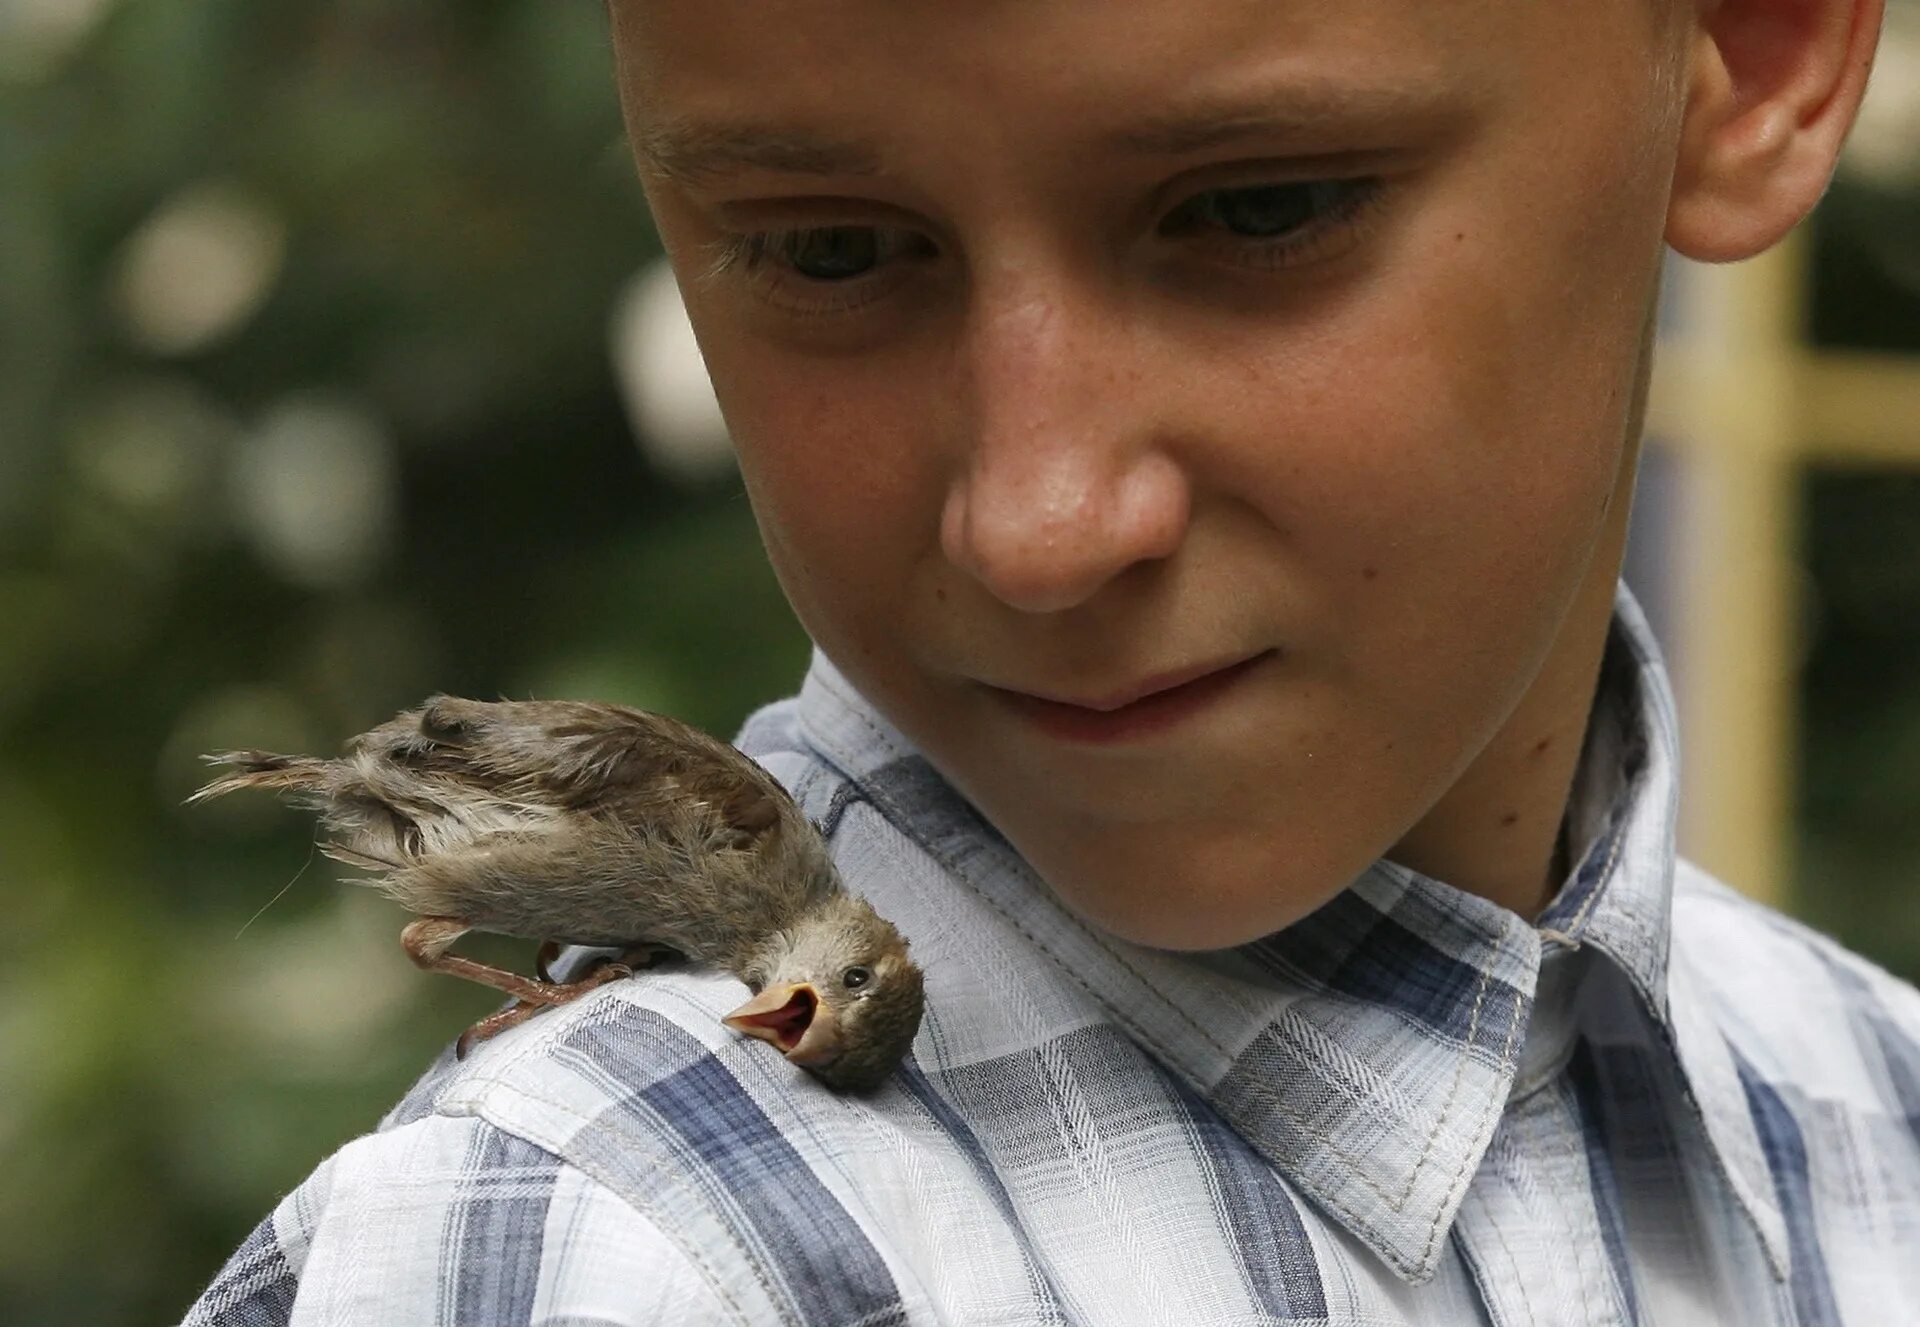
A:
722 893 924 1093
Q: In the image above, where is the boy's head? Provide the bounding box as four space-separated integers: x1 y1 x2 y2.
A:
606 0 1881 948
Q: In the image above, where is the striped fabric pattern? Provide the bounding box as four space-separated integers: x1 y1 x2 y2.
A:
183 583 1920 1325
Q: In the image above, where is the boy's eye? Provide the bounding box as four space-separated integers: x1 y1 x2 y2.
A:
1158 178 1384 265
701 175 1385 317
697 225 934 316
783 226 882 281
701 225 931 285
1181 183 1322 237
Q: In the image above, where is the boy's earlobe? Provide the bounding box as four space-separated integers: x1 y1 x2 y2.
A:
1666 0 1884 263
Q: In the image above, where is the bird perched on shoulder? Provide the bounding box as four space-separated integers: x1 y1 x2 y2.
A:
191 695 924 1093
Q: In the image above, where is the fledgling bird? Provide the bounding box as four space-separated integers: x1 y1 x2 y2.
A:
191 695 925 1092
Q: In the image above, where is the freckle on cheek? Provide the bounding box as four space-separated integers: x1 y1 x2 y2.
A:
1362 565 1378 582
1533 737 1553 757
1500 812 1519 827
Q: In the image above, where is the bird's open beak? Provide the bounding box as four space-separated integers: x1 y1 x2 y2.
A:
723 982 843 1067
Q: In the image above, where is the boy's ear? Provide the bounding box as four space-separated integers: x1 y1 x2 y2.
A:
1667 0 1885 262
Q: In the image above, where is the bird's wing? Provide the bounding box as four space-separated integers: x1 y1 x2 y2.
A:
386 696 792 846
195 696 806 940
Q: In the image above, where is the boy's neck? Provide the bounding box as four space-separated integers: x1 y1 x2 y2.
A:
1385 337 1652 922
1383 611 1610 922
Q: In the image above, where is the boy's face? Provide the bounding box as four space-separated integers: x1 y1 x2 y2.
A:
611 0 1685 948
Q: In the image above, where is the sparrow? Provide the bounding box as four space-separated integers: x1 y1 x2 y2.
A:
191 695 924 1092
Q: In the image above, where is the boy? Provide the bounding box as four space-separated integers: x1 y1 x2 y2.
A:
187 0 1916 1322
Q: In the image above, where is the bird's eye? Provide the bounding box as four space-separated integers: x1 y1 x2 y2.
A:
842 966 872 990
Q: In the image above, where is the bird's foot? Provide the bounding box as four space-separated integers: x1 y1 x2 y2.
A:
534 940 680 984
452 954 640 1060
455 1000 547 1058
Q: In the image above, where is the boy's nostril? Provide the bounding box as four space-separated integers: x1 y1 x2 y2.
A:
939 455 1191 614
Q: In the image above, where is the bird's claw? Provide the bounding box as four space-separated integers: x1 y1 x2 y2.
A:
452 954 641 1059
455 1000 545 1058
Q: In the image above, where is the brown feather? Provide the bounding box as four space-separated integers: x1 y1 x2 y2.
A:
194 696 924 1091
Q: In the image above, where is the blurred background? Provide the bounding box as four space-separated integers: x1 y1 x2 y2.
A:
0 2 1915 1322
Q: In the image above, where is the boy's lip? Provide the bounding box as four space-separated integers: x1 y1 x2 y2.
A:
985 649 1276 743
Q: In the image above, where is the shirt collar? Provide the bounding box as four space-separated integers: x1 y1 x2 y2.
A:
789 580 1786 1283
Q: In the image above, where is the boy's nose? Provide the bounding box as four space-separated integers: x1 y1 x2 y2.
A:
939 286 1191 614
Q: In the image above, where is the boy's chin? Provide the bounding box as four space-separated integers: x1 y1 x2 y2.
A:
1052 879 1344 954
1006 818 1388 952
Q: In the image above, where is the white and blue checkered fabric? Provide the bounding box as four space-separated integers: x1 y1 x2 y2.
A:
184 583 1920 1325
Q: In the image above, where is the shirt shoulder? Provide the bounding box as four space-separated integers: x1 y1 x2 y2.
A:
179 1110 728 1326
183 963 954 1326
1669 859 1920 1120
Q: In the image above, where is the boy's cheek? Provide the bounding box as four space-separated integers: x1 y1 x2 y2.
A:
717 362 945 649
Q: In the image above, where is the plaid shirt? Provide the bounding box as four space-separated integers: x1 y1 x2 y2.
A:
185 583 1920 1326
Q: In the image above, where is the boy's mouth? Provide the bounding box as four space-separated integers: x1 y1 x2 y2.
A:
988 649 1276 744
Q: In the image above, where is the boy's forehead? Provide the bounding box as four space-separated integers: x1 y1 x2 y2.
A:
630 79 1474 193
611 0 1535 146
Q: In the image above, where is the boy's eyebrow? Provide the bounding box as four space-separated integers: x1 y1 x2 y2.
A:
636 82 1454 187
1111 82 1455 155
635 120 883 187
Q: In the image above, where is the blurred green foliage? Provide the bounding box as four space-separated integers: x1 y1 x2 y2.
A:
0 3 809 1322
1797 470 1920 989
1798 91 1920 983
0 2 1916 1324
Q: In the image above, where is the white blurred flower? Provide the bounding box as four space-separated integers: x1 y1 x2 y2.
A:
65 375 236 533
232 393 399 589
0 0 116 84
216 889 418 1071
109 180 287 357
610 259 736 483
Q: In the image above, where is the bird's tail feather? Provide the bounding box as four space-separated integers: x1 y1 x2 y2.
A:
187 752 334 805
317 841 405 872
188 742 560 921
192 749 415 873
